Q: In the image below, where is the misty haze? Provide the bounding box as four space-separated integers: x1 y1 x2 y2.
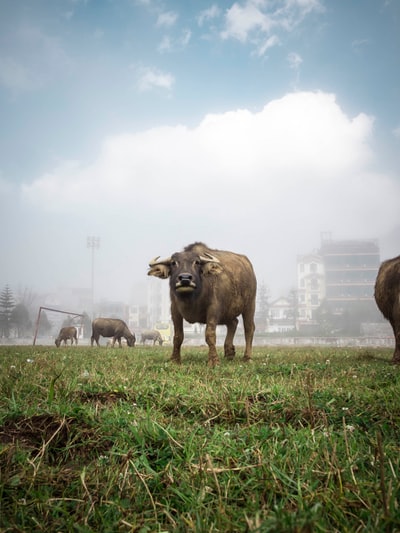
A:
0 1 399 345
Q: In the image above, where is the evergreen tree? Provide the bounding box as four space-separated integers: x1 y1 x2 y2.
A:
38 311 52 336
11 303 32 338
0 285 15 338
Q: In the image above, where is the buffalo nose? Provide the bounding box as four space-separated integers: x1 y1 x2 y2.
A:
179 273 192 285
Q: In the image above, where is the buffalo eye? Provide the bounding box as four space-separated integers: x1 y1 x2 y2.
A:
194 259 201 266
170 260 178 267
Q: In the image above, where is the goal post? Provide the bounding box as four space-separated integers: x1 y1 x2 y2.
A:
33 306 84 346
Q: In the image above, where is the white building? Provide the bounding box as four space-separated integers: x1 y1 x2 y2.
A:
267 297 296 333
147 276 170 327
297 253 325 326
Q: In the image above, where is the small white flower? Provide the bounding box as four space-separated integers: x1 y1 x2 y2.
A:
80 370 90 381
345 425 355 432
10 365 16 370
224 431 231 437
342 407 349 411
26 359 34 363
325 359 330 365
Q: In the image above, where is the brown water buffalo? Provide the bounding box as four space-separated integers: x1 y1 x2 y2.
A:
141 329 164 345
374 255 400 363
91 318 136 347
148 242 257 366
55 326 78 347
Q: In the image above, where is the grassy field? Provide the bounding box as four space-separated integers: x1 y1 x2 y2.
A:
0 344 399 532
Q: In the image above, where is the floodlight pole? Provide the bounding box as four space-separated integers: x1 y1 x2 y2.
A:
87 236 100 320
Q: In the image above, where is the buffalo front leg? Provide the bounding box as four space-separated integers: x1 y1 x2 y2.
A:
171 310 184 364
205 321 219 367
224 318 238 360
91 335 100 347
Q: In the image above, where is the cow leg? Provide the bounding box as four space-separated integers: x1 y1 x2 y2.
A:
91 334 100 347
205 321 219 367
118 338 123 348
390 316 400 363
171 311 184 364
224 318 238 360
242 309 255 362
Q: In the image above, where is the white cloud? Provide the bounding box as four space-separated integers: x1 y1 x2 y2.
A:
20 91 399 296
197 5 221 27
255 35 280 56
221 2 273 42
288 51 303 69
156 11 178 28
158 30 191 53
136 66 175 92
22 90 396 232
393 126 400 139
0 24 72 92
220 0 323 54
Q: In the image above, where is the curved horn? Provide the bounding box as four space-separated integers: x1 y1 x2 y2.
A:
148 256 172 267
199 253 220 263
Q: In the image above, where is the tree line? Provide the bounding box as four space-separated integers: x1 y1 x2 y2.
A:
0 285 91 340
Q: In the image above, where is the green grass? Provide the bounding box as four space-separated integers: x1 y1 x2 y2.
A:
0 344 399 532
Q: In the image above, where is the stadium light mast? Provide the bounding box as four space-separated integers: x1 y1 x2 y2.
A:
87 236 100 319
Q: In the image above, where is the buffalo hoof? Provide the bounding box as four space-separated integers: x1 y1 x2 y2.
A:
390 357 400 365
242 356 252 363
208 358 220 368
170 357 181 364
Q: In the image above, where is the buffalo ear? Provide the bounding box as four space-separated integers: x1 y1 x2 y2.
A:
202 262 223 276
148 265 171 279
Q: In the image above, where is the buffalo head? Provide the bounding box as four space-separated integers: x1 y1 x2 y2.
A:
148 250 222 296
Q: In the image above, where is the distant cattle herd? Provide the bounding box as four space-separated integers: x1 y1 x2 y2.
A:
53 244 400 367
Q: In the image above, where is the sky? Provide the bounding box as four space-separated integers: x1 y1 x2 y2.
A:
0 0 399 305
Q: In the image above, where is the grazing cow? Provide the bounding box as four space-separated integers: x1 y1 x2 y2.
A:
141 329 164 345
374 255 400 363
55 326 78 347
148 242 257 366
91 318 136 348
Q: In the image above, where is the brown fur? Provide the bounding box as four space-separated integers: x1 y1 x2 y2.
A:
374 255 400 363
91 318 136 347
55 326 78 347
148 242 257 366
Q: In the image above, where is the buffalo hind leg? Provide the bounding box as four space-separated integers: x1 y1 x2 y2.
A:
224 318 238 360
242 309 255 362
391 318 400 364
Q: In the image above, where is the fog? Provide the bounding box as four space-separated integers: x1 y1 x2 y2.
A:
2 91 399 310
